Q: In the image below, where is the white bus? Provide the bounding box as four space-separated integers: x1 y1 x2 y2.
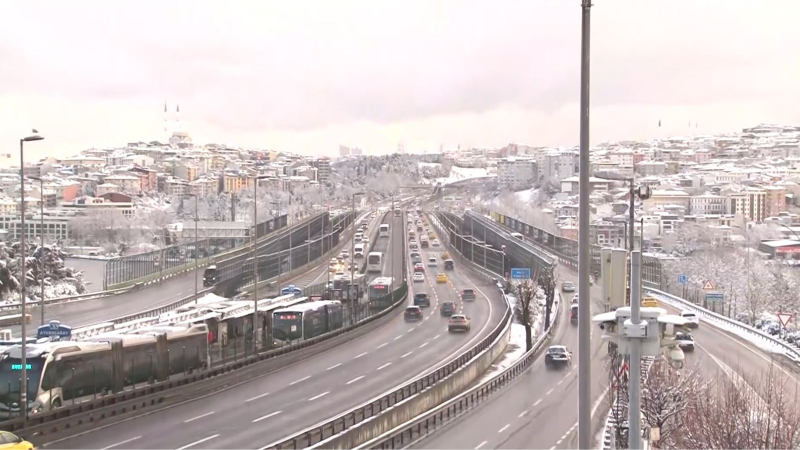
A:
367 252 383 273
510 232 523 240
354 243 365 258
379 224 389 238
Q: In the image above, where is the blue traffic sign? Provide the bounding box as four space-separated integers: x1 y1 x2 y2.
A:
37 320 72 341
678 274 687 285
511 268 531 279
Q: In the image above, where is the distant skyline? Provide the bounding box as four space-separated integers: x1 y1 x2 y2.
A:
2 1 798 166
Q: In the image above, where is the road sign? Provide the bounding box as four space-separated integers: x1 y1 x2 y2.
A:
702 280 715 291
510 268 531 279
705 291 724 303
778 313 793 328
678 274 687 285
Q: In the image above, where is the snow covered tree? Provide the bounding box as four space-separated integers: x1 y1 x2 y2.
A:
641 359 706 448
512 278 539 351
538 265 557 329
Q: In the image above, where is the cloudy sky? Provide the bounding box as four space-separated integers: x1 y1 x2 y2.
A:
1 0 798 165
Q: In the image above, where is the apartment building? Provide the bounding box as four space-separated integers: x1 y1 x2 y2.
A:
635 161 667 177
763 185 787 218
497 157 537 190
102 175 142 194
726 188 766 223
309 157 331 184
689 194 725 215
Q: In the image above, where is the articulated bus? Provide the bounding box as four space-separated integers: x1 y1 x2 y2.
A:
379 224 389 238
272 301 343 346
367 252 383 273
0 324 209 418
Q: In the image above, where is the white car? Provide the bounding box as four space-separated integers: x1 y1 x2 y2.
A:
413 272 425 283
681 311 700 329
431 240 441 247
428 257 438 267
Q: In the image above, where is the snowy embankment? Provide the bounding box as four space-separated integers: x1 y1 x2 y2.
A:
435 166 493 186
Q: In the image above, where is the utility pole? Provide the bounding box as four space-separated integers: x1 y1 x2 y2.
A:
35 177 45 324
577 0 593 448
629 251 643 449
252 181 259 354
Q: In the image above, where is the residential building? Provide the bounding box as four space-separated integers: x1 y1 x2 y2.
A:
102 175 142 194
763 186 787 218
497 157 537 190
726 188 766 223
635 161 667 177
689 194 725 215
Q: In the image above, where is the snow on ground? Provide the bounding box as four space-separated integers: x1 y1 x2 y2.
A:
418 162 441 169
514 188 540 204
651 292 790 358
435 166 492 186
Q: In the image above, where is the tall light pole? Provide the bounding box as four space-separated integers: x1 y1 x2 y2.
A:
19 130 44 422
180 193 199 302
577 0 593 448
30 176 46 324
251 175 269 354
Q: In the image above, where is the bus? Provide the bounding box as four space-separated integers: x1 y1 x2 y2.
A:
394 207 402 217
332 273 367 301
203 265 219 287
510 232 523 240
379 224 389 238
354 243 365 258
367 252 383 273
272 301 343 346
0 324 208 418
369 277 394 309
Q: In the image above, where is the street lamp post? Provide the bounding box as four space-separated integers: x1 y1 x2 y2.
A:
19 130 44 422
30 176 46 324
180 194 199 302
351 193 364 320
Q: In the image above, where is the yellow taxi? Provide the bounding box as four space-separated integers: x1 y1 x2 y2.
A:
0 431 34 450
642 297 659 308
436 273 448 284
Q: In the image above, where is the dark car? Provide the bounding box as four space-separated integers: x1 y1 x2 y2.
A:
414 292 431 308
444 259 455 271
203 265 219 287
404 306 423 322
675 332 695 352
440 301 456 316
544 345 572 369
461 289 476 302
421 239 429 248
411 252 422 264
570 304 578 324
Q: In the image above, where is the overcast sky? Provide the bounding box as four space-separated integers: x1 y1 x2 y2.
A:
1 0 798 165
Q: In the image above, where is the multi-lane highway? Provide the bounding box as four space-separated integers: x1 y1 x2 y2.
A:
45 210 508 449
413 268 609 450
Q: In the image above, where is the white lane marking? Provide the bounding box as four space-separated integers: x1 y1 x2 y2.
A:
184 411 214 423
556 439 563 445
498 424 510 433
252 410 282 423
377 362 392 370
557 378 564 386
377 343 388 349
475 441 488 449
401 351 413 358
394 335 403 340
407 328 414 333
419 342 429 348
326 363 342 370
347 375 366 385
533 399 542 407
290 375 311 385
434 334 441 340
101 436 142 450
354 352 368 359
518 410 529 418
546 388 554 396
245 392 270 402
549 446 557 450
308 391 330 401
176 434 219 450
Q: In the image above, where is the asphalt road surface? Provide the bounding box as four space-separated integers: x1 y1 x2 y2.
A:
44 211 508 449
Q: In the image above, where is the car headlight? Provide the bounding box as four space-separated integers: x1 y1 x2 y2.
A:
28 402 43 414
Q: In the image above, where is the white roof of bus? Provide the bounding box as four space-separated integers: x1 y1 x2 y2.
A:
274 300 342 314
379 223 389 227
370 276 393 285
368 251 383 255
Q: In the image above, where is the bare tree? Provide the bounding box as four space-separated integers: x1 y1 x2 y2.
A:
641 359 706 448
606 349 629 449
676 363 800 449
538 265 557 329
513 278 539 351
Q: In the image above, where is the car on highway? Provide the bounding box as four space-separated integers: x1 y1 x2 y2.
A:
414 292 431 308
417 225 423 232
681 311 700 329
421 239 429 248
642 297 659 308
413 272 425 283
444 259 455 271
414 263 426 274
329 258 339 272
409 242 419 251
561 281 576 293
461 289 476 302
354 233 363 243
544 345 572 369
675 332 695 352
428 256 438 267
448 314 471 332
570 304 579 323
404 305 423 322
571 293 579 304
436 273 448 283
440 301 456 316
0 431 34 450
340 250 350 259
410 252 422 264
431 239 441 247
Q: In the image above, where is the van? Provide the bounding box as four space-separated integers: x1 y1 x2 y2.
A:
354 244 365 258
444 259 455 271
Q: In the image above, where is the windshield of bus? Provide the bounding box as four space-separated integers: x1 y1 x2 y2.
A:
203 268 217 279
368 254 380 265
272 312 303 341
0 357 44 406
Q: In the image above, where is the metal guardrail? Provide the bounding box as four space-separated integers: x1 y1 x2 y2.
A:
0 286 133 314
644 285 800 364
1 281 412 435
360 289 562 449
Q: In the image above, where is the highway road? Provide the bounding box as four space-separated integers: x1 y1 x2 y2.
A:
44 211 508 450
413 269 609 450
